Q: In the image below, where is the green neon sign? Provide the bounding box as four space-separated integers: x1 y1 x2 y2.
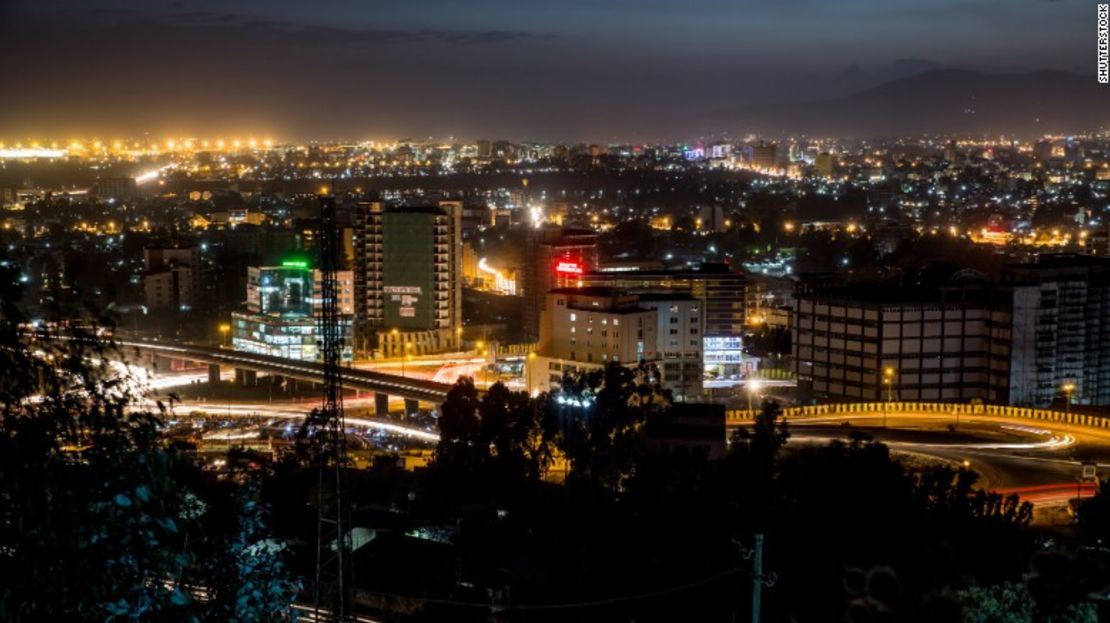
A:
281 259 309 269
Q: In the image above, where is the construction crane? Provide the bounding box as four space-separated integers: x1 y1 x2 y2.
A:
306 193 353 621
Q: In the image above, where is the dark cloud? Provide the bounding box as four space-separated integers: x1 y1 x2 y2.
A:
84 7 140 17
74 8 542 46
171 10 220 19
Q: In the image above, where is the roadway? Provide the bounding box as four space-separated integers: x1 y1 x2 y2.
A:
113 338 454 404
142 363 1110 515
782 412 1110 514
167 396 439 443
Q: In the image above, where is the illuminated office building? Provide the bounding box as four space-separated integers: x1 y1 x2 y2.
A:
231 261 354 362
353 201 462 357
522 225 600 342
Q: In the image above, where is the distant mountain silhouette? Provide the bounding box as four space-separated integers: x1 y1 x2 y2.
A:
740 69 1110 137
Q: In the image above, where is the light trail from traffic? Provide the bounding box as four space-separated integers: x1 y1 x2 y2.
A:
166 400 439 442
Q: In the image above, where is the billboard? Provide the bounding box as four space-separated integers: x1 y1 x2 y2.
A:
704 336 743 364
382 211 436 329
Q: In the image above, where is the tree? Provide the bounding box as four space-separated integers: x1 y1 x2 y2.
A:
961 581 1097 623
552 363 670 491
0 252 299 620
960 582 1036 623
725 399 789 529
1077 479 1110 544
199 485 302 622
431 378 557 495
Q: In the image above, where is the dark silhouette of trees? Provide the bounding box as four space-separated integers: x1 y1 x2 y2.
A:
0 254 299 621
553 363 670 491
431 378 558 498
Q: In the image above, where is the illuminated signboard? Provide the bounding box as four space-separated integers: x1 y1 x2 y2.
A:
555 260 583 275
385 286 422 317
704 336 743 365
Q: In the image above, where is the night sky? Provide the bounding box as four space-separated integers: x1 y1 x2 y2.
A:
0 0 1096 142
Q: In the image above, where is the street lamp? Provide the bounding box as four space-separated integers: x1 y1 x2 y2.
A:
745 378 763 413
478 347 488 385
218 323 231 347
402 342 413 378
527 352 537 394
882 366 896 429
1062 382 1076 417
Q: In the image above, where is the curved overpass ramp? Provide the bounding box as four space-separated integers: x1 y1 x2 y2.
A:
728 402 1110 517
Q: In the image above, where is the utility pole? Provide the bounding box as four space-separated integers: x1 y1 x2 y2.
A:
750 533 764 623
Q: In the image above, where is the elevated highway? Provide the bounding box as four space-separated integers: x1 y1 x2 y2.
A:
115 338 453 413
726 401 1110 433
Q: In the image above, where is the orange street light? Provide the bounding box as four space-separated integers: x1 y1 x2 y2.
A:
1063 382 1076 416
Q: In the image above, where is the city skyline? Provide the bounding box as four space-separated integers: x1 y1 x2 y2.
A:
6 3 1110 620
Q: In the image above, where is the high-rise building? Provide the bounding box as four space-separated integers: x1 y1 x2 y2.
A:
793 256 1110 407
640 293 704 401
815 152 834 178
1004 254 1110 407
527 287 705 400
582 264 747 379
751 141 778 170
793 281 1013 404
528 287 658 394
943 140 958 164
353 201 462 357
143 243 199 311
1034 139 1055 162
580 263 747 339
522 226 599 342
232 262 354 362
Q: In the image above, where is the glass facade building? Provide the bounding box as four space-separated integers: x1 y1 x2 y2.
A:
232 262 354 362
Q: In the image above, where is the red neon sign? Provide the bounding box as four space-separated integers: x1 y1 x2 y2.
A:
555 260 583 275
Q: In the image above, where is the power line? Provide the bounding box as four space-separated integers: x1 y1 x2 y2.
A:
353 566 747 612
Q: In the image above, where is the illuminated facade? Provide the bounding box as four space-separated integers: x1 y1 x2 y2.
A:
529 287 704 400
1005 254 1110 407
640 294 704 401
793 283 1012 404
353 201 462 357
581 265 748 381
232 262 353 362
522 225 599 342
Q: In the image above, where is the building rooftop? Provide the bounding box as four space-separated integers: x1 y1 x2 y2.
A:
797 282 1008 306
637 292 699 303
549 286 624 297
582 262 744 280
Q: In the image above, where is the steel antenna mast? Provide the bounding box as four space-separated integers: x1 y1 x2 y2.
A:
311 190 353 621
